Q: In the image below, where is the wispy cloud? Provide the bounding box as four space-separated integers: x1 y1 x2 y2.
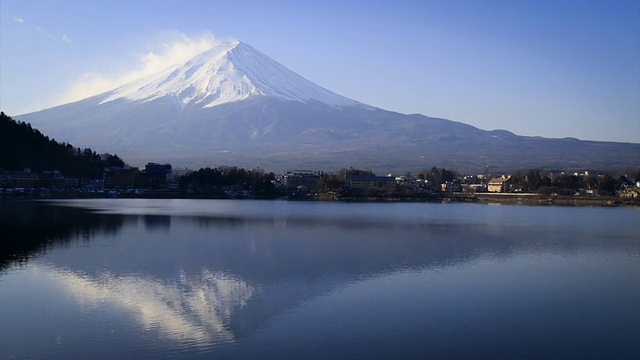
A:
14 16 71 43
61 33 222 104
36 26 56 40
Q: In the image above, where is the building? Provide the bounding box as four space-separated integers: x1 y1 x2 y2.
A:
104 166 139 189
4 169 40 188
64 177 81 188
281 170 320 191
138 163 172 189
39 170 65 188
488 177 510 193
441 181 462 193
619 188 639 199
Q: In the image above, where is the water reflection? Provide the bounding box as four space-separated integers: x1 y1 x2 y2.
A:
32 264 252 345
4 199 639 287
0 200 126 270
143 215 172 231
1 199 639 359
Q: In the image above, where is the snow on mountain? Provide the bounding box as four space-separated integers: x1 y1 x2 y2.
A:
15 40 640 173
101 41 368 110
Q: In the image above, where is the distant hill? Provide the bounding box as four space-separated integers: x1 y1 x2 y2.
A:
0 112 124 179
15 41 640 173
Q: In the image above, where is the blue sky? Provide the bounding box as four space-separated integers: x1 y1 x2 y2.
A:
1 0 638 143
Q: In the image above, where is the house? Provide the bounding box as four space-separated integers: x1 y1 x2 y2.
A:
619 188 639 199
488 177 510 193
441 181 462 193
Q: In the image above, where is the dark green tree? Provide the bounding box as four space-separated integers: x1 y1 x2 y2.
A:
0 112 125 179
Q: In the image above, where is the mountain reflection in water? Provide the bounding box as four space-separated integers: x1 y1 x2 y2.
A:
1 199 638 359
30 264 252 345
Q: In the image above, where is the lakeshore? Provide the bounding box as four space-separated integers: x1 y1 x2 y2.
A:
2 189 639 207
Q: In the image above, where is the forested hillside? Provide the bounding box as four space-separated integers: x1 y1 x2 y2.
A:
0 112 125 179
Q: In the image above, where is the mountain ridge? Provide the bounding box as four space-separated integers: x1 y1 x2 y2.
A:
13 41 640 173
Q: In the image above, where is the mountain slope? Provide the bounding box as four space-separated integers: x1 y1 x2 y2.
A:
14 41 640 173
101 41 367 109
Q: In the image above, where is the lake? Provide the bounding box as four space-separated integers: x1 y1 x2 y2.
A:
1 199 639 359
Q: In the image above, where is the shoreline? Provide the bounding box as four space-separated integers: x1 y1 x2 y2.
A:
473 193 638 207
3 190 639 207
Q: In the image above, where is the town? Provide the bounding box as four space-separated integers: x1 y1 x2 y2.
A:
2 162 639 205
3 112 638 205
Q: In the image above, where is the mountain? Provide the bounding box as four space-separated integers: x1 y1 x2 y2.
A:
101 41 367 109
14 41 640 173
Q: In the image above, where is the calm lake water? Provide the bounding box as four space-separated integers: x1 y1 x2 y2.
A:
1 199 639 359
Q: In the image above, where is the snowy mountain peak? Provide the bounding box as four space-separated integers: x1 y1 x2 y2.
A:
101 41 367 109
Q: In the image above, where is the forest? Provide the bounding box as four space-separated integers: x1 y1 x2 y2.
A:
0 112 124 179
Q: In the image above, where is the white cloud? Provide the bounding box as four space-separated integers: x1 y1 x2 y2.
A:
36 26 56 40
60 33 221 104
13 16 70 44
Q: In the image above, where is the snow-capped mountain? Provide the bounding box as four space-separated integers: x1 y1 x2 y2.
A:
15 41 639 172
101 41 367 110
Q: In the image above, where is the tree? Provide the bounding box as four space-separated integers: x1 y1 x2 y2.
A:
0 112 126 179
597 175 618 195
179 166 276 197
552 174 584 195
317 174 345 192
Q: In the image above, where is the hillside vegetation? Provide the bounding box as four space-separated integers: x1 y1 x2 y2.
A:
0 112 124 179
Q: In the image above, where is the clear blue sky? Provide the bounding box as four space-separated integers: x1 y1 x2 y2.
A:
1 0 638 143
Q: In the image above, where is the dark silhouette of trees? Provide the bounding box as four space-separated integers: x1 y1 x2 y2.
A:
179 166 276 197
317 173 345 192
416 167 459 191
510 170 551 192
0 112 124 178
596 174 618 196
511 170 633 195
